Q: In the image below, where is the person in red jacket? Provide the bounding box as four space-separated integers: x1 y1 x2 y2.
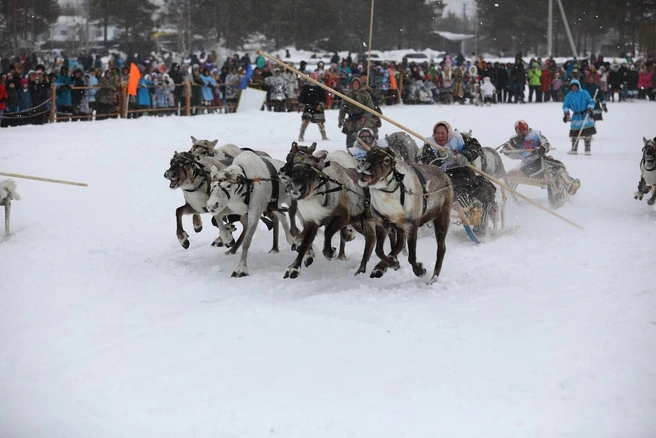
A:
0 79 8 127
540 67 552 102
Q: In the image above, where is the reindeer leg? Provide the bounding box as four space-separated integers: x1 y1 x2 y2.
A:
406 225 426 277
274 210 295 248
175 204 197 249
648 186 656 206
231 210 261 277
355 221 376 275
371 225 402 278
428 207 450 285
323 218 347 260
635 178 648 200
288 201 300 238
285 223 319 279
269 213 280 253
192 213 203 233
225 216 246 255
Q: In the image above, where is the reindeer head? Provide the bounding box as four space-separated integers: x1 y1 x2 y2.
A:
164 151 204 189
287 154 326 201
357 146 400 188
189 136 219 159
643 137 656 170
206 165 238 214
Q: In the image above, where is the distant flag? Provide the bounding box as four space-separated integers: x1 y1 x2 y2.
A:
127 63 140 96
239 61 254 90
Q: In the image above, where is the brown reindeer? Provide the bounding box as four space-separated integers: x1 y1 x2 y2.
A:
358 146 453 284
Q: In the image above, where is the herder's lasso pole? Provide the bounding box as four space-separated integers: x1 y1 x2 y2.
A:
257 51 583 231
0 172 88 187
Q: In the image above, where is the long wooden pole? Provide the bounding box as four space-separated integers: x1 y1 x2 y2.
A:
256 50 447 154
258 51 583 231
0 172 88 187
366 0 375 88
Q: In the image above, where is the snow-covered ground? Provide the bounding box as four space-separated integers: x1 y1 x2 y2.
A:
1 100 655 437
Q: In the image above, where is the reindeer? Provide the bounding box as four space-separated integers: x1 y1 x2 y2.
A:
164 151 238 250
206 151 294 277
383 132 421 163
635 137 656 205
358 146 454 284
279 141 359 259
283 154 378 279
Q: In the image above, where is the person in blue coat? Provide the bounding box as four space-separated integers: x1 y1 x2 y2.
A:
136 74 153 116
55 66 73 114
200 68 217 106
562 79 596 155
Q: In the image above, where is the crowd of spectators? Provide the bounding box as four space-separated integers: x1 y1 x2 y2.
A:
0 50 654 128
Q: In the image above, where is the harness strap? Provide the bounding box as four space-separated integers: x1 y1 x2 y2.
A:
410 166 428 215
236 164 253 205
262 158 281 211
183 177 208 194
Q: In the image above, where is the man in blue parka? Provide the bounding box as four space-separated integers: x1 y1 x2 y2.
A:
562 79 596 155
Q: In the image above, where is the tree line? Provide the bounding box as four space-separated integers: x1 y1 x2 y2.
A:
0 0 653 57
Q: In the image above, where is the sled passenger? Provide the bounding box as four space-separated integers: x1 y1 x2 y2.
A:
349 127 389 160
421 120 496 235
500 120 580 195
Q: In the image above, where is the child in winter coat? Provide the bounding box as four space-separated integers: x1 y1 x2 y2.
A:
480 76 496 105
551 73 563 101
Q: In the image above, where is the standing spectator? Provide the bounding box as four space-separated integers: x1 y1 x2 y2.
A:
281 65 299 111
264 68 287 112
223 66 241 113
582 73 607 121
55 66 73 114
527 61 542 102
136 73 153 116
29 71 49 124
0 76 7 127
540 66 552 102
168 63 184 110
200 67 217 109
189 66 204 114
96 70 118 120
608 63 622 102
70 68 86 115
17 78 33 125
480 76 496 105
4 81 19 127
87 69 99 115
496 63 509 103
562 79 596 155
338 77 377 148
298 72 328 141
510 59 526 103
551 72 563 101
637 66 653 99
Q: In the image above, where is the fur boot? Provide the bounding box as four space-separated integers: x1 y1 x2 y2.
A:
318 123 328 141
584 136 592 155
568 138 579 155
298 120 310 142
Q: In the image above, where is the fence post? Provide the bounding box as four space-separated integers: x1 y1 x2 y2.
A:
120 82 128 118
49 83 57 123
397 72 403 104
185 81 191 116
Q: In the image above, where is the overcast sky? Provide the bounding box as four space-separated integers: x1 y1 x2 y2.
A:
443 0 476 17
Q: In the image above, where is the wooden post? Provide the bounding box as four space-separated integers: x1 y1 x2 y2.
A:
49 83 56 123
185 80 191 116
397 71 403 104
118 82 126 118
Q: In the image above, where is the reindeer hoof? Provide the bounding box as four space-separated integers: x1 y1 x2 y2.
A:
413 263 426 277
180 239 190 250
269 248 280 254
370 269 384 278
648 198 655 206
194 225 202 233
428 275 439 285
225 238 236 248
304 255 314 267
323 247 336 260
231 271 248 278
284 267 300 279
226 248 238 255
391 259 400 270
355 267 366 275
337 253 348 261
341 227 356 242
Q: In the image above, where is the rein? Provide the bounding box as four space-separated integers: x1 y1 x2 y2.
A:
174 153 211 195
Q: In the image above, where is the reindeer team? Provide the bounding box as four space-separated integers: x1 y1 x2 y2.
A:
165 134 655 284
